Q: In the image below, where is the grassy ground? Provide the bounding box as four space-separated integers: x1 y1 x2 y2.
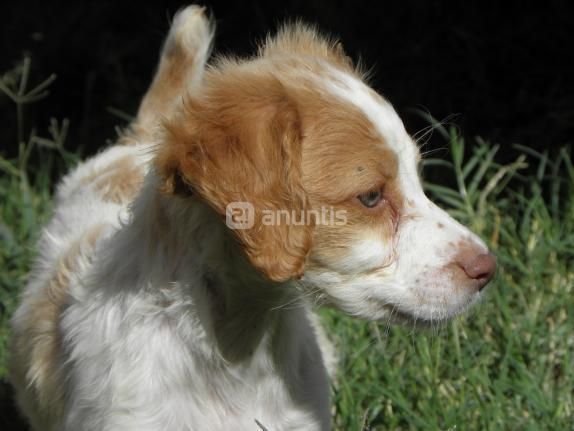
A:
326 129 574 430
1 59 573 430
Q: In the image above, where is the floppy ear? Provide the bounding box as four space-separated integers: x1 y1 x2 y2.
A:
156 75 313 282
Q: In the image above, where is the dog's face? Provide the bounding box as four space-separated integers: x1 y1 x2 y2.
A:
158 25 495 323
298 70 495 322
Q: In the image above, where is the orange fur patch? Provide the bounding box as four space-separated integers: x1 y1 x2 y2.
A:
93 155 144 204
135 6 210 134
136 42 196 128
157 70 313 282
67 155 143 205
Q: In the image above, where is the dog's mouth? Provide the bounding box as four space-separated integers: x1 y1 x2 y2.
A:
299 261 488 324
379 285 484 326
382 305 459 327
356 279 485 324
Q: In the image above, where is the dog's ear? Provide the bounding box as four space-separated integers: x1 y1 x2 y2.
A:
156 74 313 282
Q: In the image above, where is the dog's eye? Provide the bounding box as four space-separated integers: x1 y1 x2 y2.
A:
358 189 383 208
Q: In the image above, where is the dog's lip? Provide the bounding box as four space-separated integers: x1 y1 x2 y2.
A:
370 285 482 325
380 304 454 327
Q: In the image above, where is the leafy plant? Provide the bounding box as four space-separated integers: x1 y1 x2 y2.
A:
0 57 76 378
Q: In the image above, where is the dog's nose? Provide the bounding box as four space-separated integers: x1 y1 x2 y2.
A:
459 252 496 290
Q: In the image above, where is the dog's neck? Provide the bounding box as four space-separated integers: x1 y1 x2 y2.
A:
98 172 300 362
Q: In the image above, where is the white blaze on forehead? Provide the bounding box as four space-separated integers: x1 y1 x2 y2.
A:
322 69 423 200
326 70 406 146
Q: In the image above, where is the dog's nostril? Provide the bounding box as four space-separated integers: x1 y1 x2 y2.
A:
462 253 496 289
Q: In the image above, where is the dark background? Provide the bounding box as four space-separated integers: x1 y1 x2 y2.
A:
1 0 573 161
0 2 573 429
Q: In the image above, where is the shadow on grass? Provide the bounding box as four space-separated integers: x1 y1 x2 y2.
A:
0 380 28 431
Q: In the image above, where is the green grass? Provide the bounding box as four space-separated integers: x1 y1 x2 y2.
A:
0 58 78 380
326 128 574 429
1 59 573 430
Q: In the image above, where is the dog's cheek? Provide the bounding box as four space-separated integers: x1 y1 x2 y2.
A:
341 237 392 273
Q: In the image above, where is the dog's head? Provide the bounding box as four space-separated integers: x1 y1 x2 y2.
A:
157 24 495 323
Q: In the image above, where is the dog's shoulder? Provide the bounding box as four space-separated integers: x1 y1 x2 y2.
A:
55 141 149 208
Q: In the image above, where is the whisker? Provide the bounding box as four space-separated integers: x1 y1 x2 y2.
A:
412 113 460 152
420 147 448 158
269 283 324 312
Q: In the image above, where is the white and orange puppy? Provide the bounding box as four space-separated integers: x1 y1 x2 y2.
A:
10 6 495 431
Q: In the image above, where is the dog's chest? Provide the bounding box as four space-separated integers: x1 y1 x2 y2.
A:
62 293 331 431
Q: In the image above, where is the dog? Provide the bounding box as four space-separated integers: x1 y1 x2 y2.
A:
9 6 496 430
